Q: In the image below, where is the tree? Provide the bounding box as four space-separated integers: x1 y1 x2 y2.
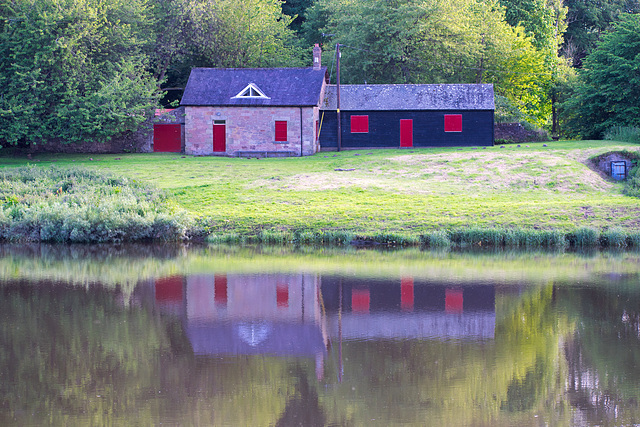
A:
0 0 160 147
149 0 307 106
499 0 567 54
560 13 640 138
282 0 314 33
304 0 554 126
562 0 640 67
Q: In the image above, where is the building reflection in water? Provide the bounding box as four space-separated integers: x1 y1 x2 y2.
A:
152 274 495 380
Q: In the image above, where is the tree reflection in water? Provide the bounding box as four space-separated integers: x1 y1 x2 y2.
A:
1 245 640 426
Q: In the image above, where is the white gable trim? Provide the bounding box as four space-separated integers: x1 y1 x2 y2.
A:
231 83 270 99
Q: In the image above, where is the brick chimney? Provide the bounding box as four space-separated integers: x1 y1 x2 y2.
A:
313 44 322 70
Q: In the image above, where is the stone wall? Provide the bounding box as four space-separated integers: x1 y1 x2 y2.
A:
590 151 639 179
185 106 320 156
21 107 187 154
24 125 152 154
494 122 549 144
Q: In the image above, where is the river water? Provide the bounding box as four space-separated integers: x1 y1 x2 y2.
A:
1 244 639 426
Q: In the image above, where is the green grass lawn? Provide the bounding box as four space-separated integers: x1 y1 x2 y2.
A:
1 140 639 236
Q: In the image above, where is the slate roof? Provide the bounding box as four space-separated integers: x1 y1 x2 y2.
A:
186 322 326 357
322 84 495 111
180 67 328 107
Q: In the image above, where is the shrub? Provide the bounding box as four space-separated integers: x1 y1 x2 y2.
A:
603 126 640 143
258 230 294 245
0 166 191 243
623 165 640 197
421 230 451 248
600 227 628 248
568 227 600 248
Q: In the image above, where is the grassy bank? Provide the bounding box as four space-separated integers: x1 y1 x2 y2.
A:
1 140 639 247
0 166 190 242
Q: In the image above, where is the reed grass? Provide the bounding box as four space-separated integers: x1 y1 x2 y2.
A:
205 233 244 244
600 227 628 248
258 229 294 245
604 126 640 144
203 227 640 251
568 227 599 248
421 230 452 248
629 231 640 249
317 230 356 246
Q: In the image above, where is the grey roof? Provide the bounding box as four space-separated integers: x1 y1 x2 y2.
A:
322 84 495 111
180 67 328 107
186 322 326 357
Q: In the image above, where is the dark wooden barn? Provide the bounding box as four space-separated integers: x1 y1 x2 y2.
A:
318 84 495 149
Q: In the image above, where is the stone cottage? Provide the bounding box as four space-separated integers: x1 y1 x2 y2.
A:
180 45 328 157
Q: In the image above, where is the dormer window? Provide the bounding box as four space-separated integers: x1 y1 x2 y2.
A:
232 83 270 99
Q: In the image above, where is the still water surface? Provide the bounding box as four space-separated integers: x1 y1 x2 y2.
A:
1 244 640 426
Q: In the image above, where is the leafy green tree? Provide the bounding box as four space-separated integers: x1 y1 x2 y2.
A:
0 0 160 147
562 0 640 67
499 0 567 53
150 0 306 104
305 0 554 126
282 0 315 33
560 13 640 138
181 0 304 68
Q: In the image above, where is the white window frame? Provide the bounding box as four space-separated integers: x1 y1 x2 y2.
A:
231 83 270 99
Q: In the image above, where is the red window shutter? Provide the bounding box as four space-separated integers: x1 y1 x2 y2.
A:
444 114 462 132
445 288 464 312
350 115 369 133
352 289 370 313
275 121 287 141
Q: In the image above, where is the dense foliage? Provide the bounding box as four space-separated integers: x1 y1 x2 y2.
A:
0 166 191 242
302 0 562 127
152 0 305 98
0 0 300 147
0 0 161 146
562 0 640 67
560 13 640 138
0 0 637 146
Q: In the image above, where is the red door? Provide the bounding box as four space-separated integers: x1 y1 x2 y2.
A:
400 119 413 147
213 122 226 152
153 124 182 152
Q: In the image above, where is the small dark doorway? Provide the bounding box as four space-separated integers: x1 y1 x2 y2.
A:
213 121 226 152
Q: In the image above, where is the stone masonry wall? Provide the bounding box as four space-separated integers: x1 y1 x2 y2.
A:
185 106 320 156
592 151 638 179
494 122 549 143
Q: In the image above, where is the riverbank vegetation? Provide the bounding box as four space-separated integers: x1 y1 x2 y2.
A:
1 141 639 248
0 166 190 243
